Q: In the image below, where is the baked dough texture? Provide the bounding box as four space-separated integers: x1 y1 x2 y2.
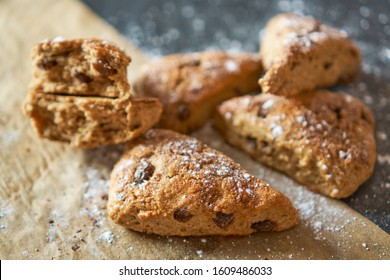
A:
133 51 263 133
23 91 162 148
24 38 162 147
214 91 376 198
108 129 298 236
30 38 131 97
259 13 361 96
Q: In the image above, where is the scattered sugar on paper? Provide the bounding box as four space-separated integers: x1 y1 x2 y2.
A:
47 223 57 243
378 154 390 165
99 230 115 244
83 168 109 199
21 250 29 258
196 250 204 258
0 130 20 147
377 131 387 141
0 205 14 218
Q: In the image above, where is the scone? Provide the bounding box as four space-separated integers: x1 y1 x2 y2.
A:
133 51 262 134
259 13 361 96
24 38 163 147
214 91 376 198
108 129 298 236
23 91 162 148
30 37 131 97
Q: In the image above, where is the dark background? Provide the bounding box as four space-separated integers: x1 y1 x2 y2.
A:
81 0 390 233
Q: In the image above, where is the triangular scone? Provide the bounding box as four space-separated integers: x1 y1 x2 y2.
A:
214 91 376 198
30 38 131 97
23 91 162 148
259 13 361 96
108 129 298 236
133 51 262 134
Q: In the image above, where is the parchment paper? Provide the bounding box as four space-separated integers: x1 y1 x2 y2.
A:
0 0 389 260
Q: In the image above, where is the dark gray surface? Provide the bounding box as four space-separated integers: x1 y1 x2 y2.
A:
81 0 390 233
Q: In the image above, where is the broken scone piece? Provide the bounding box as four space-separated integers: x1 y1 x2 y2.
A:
133 51 262 134
24 38 162 147
23 91 162 148
30 37 131 97
259 13 361 96
108 129 298 236
214 91 376 198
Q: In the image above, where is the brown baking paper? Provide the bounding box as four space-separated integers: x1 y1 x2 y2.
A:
0 0 389 260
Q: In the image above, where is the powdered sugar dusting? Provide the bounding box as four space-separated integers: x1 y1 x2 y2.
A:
52 36 65 42
99 230 115 244
83 168 109 200
0 204 14 234
378 154 390 165
292 185 352 240
196 249 204 258
271 125 284 138
262 99 273 110
224 60 239 72
0 205 14 218
0 130 20 147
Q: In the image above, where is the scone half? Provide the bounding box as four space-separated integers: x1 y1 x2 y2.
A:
30 38 131 97
23 91 162 148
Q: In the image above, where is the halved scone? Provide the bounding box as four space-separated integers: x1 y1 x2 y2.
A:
30 38 131 97
24 38 162 147
23 91 162 148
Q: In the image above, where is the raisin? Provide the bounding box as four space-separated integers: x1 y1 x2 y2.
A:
290 61 299 70
177 103 190 120
234 87 242 96
71 244 80 251
38 57 57 70
74 72 92 83
173 208 193 222
323 62 332 70
133 160 155 184
360 110 371 123
257 107 267 118
130 123 141 131
349 48 358 58
250 219 276 232
180 59 200 68
213 212 234 228
93 58 117 76
333 107 342 121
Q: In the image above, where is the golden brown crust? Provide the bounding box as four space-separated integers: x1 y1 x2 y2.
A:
214 91 376 198
133 51 263 133
23 91 162 148
30 38 131 97
108 129 298 236
259 13 361 96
